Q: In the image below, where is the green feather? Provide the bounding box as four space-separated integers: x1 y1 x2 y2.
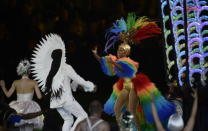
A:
126 13 136 30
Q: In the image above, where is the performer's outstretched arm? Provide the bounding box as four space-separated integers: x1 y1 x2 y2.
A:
0 80 16 98
66 64 94 92
92 47 101 62
183 88 198 131
92 47 122 70
150 94 166 131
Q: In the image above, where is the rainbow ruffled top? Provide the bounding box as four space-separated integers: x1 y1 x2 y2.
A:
100 55 138 78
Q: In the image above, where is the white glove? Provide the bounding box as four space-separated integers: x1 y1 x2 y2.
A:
84 81 95 92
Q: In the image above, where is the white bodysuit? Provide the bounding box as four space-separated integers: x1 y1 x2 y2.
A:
50 64 94 131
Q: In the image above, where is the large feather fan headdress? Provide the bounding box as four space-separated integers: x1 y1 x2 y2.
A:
31 34 66 94
104 13 161 52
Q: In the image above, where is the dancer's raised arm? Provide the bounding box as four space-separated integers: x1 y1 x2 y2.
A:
183 88 198 131
92 47 101 62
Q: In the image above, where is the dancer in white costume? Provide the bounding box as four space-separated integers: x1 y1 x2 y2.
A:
0 59 43 131
31 34 95 131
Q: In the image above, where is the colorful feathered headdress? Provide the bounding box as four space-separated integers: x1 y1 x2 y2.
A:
104 13 161 52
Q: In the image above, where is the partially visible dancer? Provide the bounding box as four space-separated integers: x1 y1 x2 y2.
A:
0 59 43 131
75 100 110 131
31 34 96 131
151 88 198 131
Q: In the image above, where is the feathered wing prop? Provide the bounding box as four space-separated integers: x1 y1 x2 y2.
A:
31 34 66 95
133 74 176 123
104 78 124 115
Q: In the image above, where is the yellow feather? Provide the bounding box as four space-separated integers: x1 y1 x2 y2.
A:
133 16 152 29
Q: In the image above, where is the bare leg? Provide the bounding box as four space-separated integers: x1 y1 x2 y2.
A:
128 88 141 130
114 89 129 127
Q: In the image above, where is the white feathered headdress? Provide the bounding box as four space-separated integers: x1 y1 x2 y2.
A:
31 33 66 93
17 59 31 75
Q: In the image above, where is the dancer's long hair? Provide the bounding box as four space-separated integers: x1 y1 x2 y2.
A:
43 49 62 109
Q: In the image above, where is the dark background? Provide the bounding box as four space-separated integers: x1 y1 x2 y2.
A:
0 0 167 125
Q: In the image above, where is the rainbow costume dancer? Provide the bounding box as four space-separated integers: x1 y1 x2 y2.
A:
92 13 175 131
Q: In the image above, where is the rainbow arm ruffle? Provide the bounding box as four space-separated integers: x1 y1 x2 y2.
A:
100 55 117 76
115 57 138 78
133 74 175 123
